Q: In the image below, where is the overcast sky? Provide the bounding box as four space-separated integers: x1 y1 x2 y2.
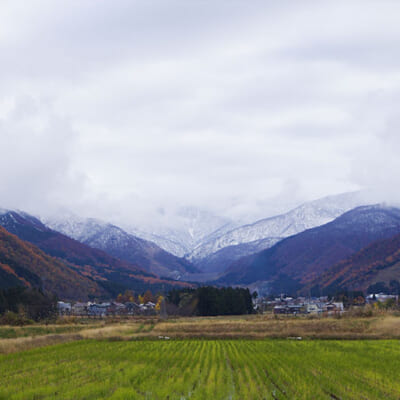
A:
1 0 399 226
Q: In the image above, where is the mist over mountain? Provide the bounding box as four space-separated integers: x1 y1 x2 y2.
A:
37 191 375 281
1 0 400 315
2 1 400 279
1 189 400 297
186 192 366 273
123 206 239 258
42 191 375 279
42 192 364 264
45 214 198 279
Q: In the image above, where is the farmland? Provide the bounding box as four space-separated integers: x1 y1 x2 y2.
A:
1 315 400 399
2 313 400 354
1 339 400 399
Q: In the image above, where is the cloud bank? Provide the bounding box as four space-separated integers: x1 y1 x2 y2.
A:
1 0 399 226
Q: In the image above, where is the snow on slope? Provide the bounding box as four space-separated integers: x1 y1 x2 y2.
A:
188 192 367 261
45 213 110 243
125 206 238 257
40 192 368 267
43 213 198 278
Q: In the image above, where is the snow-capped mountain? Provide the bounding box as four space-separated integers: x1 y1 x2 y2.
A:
44 214 198 279
98 192 369 274
46 213 110 243
39 191 373 278
0 208 192 295
187 192 368 269
112 192 369 276
218 205 400 292
125 206 238 258
0 191 380 283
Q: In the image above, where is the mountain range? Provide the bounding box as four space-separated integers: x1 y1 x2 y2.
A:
44 192 366 279
0 210 192 299
114 207 237 258
218 205 400 294
45 215 198 279
186 192 366 274
2 191 400 299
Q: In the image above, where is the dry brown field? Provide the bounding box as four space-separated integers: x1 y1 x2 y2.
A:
1 311 400 354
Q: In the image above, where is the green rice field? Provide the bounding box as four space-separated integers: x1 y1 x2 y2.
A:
1 339 399 399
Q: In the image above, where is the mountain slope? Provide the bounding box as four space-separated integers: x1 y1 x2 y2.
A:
45 216 198 279
125 206 238 257
307 232 400 294
218 206 400 293
193 237 282 274
0 210 192 295
189 192 366 272
0 211 145 275
0 225 105 300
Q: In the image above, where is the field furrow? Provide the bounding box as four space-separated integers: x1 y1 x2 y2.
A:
1 339 399 399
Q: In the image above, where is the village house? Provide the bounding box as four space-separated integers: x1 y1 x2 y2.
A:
273 304 306 315
106 302 127 315
322 302 344 314
89 302 110 317
57 301 71 315
306 303 322 314
125 302 141 315
139 302 157 315
72 302 88 315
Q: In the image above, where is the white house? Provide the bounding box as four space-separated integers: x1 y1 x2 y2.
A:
306 303 322 314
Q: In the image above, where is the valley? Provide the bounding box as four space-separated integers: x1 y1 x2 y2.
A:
3 192 400 299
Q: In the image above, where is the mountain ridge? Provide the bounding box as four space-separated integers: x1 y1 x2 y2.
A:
217 205 400 294
0 210 193 297
45 215 198 279
187 192 366 273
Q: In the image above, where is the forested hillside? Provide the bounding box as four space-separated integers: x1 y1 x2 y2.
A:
0 226 105 300
0 212 193 297
307 232 400 294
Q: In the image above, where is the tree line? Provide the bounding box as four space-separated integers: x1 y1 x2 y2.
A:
167 286 254 316
0 287 57 324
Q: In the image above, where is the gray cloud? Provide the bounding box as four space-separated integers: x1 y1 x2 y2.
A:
0 0 399 226
0 96 86 214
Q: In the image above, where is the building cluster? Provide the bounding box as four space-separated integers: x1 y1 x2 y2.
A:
57 301 157 316
255 296 344 315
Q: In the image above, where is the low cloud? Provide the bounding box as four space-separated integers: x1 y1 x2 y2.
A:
0 96 86 214
0 1 399 226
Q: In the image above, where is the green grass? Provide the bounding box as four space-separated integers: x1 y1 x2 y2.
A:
1 339 400 399
0 325 89 339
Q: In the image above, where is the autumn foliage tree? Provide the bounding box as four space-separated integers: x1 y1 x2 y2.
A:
155 295 164 311
143 289 154 303
116 290 136 303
